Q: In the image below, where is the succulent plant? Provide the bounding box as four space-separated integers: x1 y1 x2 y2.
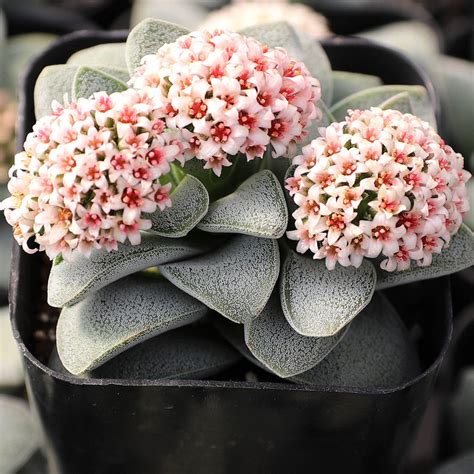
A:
3 19 473 388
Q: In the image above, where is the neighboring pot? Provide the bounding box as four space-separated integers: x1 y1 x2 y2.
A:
11 30 450 474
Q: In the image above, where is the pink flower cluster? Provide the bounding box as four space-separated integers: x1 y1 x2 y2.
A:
286 107 471 271
130 29 321 176
0 89 182 260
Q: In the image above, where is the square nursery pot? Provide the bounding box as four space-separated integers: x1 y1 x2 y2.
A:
10 30 450 474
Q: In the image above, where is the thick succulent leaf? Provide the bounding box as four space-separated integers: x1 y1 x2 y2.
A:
244 292 348 378
34 64 129 118
197 170 288 239
376 224 474 290
291 292 420 388
159 235 280 324
239 21 302 58
0 307 23 388
332 70 383 104
330 85 436 128
280 251 376 337
295 30 333 105
91 325 241 380
126 18 189 74
379 91 414 114
149 175 209 237
0 396 41 474
56 274 208 375
358 21 440 64
48 233 209 308
67 43 127 69
34 64 78 118
73 66 127 100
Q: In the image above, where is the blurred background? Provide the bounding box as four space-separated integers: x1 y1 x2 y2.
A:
0 1 472 473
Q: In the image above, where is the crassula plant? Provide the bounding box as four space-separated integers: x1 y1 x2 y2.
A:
2 19 473 387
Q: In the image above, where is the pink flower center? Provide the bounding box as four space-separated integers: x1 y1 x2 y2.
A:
119 106 137 124
269 120 288 139
146 147 166 166
422 236 437 250
372 225 390 241
189 99 208 119
316 172 334 189
393 150 408 164
210 123 231 143
326 213 345 230
96 96 112 112
189 136 201 152
86 165 102 181
394 247 409 261
342 161 357 175
404 172 421 188
165 103 178 117
84 212 102 228
257 92 273 107
397 212 420 231
133 167 150 180
238 112 257 130
119 221 139 233
380 198 400 213
154 188 169 203
122 187 143 208
151 119 165 134
375 171 393 188
303 199 319 215
111 154 127 170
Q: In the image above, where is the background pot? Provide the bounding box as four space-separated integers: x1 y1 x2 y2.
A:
11 30 449 474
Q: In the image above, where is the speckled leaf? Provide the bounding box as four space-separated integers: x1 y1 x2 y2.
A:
0 307 23 388
34 64 77 118
280 251 376 337
376 224 474 290
239 21 302 58
379 91 414 114
330 85 436 128
291 292 420 388
159 235 280 324
197 170 288 239
244 292 348 378
67 43 127 69
48 233 209 308
126 18 189 74
295 30 333 105
91 325 241 380
34 64 129 118
0 396 41 474
149 175 209 237
56 274 208 375
73 66 127 100
332 70 383 104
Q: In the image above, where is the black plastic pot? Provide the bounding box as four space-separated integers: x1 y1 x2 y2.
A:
11 31 450 474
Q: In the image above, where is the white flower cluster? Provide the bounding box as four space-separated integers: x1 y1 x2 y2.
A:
286 108 471 271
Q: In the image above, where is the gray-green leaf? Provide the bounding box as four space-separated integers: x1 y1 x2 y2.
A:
280 251 376 337
0 395 41 474
126 18 189 74
67 43 127 69
244 292 349 378
332 70 383 104
91 325 241 380
379 91 414 114
330 85 436 128
149 175 209 237
197 170 288 239
72 66 127 100
376 224 474 290
291 292 420 388
56 274 208 375
0 307 23 388
34 64 129 118
159 235 280 324
48 233 209 308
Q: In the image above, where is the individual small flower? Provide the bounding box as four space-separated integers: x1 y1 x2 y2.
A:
200 0 331 39
0 89 183 260
129 29 321 175
0 90 17 184
286 107 471 271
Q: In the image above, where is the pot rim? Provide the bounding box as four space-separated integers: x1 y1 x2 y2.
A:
10 28 451 395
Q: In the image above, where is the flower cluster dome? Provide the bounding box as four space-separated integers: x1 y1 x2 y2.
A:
0 89 182 260
286 107 471 271
130 29 321 176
